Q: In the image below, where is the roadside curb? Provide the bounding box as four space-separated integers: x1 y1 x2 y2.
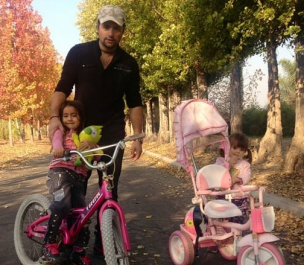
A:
143 149 304 217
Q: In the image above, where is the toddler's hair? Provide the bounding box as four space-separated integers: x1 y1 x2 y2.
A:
219 132 252 164
59 100 85 134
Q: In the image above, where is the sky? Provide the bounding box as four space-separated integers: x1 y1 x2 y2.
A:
31 0 294 106
32 0 81 58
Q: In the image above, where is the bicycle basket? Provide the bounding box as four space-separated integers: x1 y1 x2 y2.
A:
251 206 275 233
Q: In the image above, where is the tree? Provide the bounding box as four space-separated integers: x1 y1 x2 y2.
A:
258 37 283 163
230 62 243 133
283 1 304 172
0 0 60 143
237 0 295 162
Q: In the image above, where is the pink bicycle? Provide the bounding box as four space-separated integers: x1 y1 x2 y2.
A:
14 133 145 265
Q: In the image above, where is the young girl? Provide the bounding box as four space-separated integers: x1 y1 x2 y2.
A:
42 100 92 265
216 132 252 224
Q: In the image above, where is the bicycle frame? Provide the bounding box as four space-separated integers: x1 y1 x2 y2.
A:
57 178 131 250
25 133 145 254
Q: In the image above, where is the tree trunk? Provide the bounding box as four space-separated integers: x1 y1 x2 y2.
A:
257 40 282 163
195 62 208 99
8 117 13 147
158 92 170 143
230 62 243 133
14 118 25 143
124 113 132 135
145 100 153 137
283 33 304 172
168 91 180 142
37 119 41 140
30 115 34 141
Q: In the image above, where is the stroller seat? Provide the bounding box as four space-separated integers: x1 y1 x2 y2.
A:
196 164 231 191
205 199 242 218
196 164 242 218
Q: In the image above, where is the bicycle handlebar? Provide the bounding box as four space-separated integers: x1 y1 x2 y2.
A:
63 132 145 171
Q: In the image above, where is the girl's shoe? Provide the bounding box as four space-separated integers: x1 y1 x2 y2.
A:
72 250 91 265
42 243 61 263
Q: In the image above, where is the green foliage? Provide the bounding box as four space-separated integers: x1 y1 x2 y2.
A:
242 103 295 137
141 0 193 96
242 107 267 136
75 0 300 134
281 102 295 137
279 58 296 104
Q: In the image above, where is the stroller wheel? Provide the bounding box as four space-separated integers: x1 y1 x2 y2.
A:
169 231 194 265
216 226 237 261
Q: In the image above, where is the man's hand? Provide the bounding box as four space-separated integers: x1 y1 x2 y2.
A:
49 117 64 142
130 141 142 161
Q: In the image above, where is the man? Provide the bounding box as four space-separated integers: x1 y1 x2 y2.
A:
48 5 143 264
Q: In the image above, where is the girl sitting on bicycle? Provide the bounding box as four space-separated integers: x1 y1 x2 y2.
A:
216 132 252 224
43 100 96 265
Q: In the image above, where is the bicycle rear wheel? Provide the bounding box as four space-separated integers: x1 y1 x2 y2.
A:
14 194 50 265
101 208 129 265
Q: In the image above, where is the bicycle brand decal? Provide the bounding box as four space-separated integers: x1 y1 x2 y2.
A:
86 191 101 211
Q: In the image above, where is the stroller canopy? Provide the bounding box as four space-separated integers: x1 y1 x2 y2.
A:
173 99 229 171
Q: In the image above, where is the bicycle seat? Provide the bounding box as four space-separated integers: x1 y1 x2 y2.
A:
204 199 242 218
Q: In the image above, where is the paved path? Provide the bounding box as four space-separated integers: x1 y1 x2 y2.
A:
0 154 236 265
0 153 302 264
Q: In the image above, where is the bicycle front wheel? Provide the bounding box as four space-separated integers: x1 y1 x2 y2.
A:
237 242 286 265
101 208 129 265
14 194 50 265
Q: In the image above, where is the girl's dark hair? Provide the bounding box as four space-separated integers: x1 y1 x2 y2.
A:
59 100 85 134
219 132 252 164
229 133 252 164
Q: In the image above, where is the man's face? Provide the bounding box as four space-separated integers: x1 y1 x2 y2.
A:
98 21 124 51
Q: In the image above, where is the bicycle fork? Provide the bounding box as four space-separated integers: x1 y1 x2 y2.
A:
99 199 131 251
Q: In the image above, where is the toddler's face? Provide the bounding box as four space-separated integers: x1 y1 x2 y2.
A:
229 146 246 160
62 106 80 130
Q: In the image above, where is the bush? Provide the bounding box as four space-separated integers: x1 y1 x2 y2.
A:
281 103 295 137
242 103 295 137
242 107 267 136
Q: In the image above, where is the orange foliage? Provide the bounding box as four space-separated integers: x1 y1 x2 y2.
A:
0 0 60 124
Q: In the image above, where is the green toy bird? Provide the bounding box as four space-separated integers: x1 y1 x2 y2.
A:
72 125 103 167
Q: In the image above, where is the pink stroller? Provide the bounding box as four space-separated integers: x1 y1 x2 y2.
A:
169 99 285 265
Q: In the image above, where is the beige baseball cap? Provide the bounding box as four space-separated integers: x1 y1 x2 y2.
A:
98 5 126 26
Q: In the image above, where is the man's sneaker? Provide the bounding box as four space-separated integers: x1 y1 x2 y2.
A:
72 251 91 265
42 243 61 262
